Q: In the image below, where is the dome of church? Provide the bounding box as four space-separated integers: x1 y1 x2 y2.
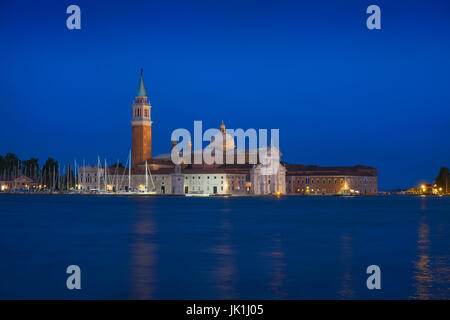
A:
209 121 235 152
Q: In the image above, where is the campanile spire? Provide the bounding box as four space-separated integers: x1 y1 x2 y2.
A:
137 68 147 98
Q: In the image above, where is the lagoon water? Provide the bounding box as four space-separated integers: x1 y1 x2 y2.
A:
0 195 449 299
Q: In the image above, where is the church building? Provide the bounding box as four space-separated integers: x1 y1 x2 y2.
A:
79 70 378 196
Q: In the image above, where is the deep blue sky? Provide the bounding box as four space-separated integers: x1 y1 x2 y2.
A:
1 0 449 189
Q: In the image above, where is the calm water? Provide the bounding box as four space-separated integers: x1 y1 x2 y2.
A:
0 194 449 299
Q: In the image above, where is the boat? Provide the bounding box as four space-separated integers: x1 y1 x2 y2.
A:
186 191 210 197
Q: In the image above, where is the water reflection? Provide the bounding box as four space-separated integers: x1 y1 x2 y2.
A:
130 204 158 299
214 211 237 299
268 233 287 298
434 219 450 298
338 233 354 299
410 198 450 299
410 216 432 299
411 200 450 300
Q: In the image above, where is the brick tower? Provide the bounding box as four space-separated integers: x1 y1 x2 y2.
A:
131 68 152 168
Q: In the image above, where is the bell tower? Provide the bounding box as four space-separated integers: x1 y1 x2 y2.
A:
131 68 152 168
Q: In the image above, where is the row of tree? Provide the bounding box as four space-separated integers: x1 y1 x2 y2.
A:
0 153 74 190
1 153 126 191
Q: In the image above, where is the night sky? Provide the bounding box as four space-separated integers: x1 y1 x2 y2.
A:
1 0 449 189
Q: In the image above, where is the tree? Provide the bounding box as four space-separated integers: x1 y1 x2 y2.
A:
4 153 20 170
0 155 4 179
111 161 125 168
61 163 74 190
42 158 59 189
2 153 20 179
434 167 450 193
22 158 40 179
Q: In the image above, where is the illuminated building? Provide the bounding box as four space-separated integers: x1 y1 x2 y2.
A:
77 70 378 196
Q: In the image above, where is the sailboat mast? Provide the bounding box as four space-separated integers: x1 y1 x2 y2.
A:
115 160 119 192
83 159 86 190
104 159 107 191
57 165 60 191
52 165 55 191
74 159 77 188
97 156 100 191
13 164 16 192
145 160 148 192
128 150 131 192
